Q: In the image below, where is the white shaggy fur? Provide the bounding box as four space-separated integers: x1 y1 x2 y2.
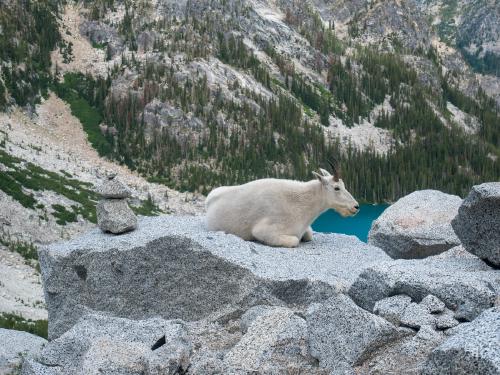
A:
205 170 359 247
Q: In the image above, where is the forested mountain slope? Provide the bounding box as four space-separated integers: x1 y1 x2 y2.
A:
1 0 499 208
0 0 203 247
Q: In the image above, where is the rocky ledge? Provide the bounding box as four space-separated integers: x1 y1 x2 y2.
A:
38 215 391 340
4 183 500 374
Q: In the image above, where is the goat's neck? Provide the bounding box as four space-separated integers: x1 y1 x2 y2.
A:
299 180 329 225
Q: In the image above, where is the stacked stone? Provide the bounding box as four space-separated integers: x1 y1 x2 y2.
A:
96 173 137 234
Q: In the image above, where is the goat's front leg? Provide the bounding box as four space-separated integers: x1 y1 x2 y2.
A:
302 226 313 242
252 221 300 248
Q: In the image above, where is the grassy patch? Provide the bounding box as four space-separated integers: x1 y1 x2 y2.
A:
131 195 162 216
64 95 108 154
53 73 113 156
0 313 48 339
51 204 78 225
0 149 98 223
0 234 38 262
92 41 108 50
436 0 458 44
302 104 316 118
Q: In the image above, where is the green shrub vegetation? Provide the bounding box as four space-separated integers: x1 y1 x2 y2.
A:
131 194 163 216
0 149 98 223
0 313 48 339
0 234 38 262
51 204 78 225
53 73 113 157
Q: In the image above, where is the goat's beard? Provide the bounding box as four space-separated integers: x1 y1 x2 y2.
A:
336 208 354 217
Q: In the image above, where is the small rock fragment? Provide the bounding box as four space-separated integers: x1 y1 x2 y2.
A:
373 295 412 325
420 295 446 314
239 305 276 334
435 310 459 330
96 176 132 199
400 303 435 329
416 325 441 341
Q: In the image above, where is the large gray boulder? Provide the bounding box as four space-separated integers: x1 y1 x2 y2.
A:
452 182 500 268
39 215 391 339
22 313 191 375
423 307 500 375
0 329 47 374
369 190 462 259
349 247 500 322
306 294 409 370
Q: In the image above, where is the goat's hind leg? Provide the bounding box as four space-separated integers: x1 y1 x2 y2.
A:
302 226 313 242
251 220 300 248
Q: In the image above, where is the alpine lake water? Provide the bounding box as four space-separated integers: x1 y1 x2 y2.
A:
312 204 389 242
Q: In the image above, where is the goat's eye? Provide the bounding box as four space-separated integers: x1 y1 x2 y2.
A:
334 187 340 191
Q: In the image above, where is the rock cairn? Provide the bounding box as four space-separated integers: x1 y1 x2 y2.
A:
95 173 137 234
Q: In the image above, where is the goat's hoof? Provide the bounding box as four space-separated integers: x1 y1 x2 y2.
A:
281 236 300 248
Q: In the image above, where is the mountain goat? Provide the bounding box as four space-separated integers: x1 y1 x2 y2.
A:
205 162 359 247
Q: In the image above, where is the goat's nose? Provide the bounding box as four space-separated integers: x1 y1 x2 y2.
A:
354 205 360 210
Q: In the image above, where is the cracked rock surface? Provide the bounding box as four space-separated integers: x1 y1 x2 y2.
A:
22 313 191 375
0 329 47 374
39 215 390 340
349 247 500 322
423 307 500 375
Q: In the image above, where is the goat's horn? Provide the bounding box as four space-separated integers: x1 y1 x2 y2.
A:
327 159 341 181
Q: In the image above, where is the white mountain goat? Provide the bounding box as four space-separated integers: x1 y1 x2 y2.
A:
205 161 360 247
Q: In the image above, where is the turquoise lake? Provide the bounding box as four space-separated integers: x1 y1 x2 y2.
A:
312 204 389 242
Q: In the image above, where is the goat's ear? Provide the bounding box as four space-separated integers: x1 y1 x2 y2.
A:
312 171 328 185
319 168 331 177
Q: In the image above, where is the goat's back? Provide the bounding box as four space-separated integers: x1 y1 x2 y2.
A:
205 179 300 239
